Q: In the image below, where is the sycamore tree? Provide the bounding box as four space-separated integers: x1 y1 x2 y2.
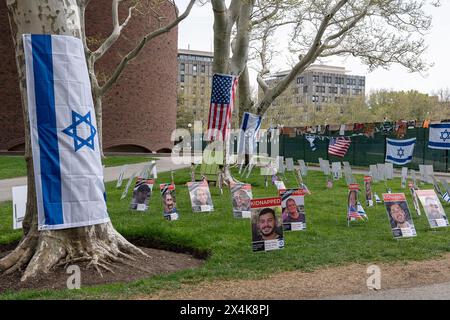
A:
214 0 436 108
2 0 195 281
209 0 438 177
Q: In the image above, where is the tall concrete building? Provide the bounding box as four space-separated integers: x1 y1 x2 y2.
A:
177 49 214 128
0 0 178 153
263 65 366 125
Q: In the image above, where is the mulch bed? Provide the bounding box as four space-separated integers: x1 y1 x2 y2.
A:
0 242 204 294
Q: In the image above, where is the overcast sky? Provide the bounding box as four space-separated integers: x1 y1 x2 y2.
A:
177 0 450 95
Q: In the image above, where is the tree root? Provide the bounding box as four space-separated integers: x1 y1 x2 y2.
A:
223 165 242 185
0 221 150 282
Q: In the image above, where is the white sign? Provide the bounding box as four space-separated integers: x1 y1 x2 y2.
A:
285 158 295 171
116 164 128 188
377 163 386 181
385 163 394 180
12 185 27 230
331 162 342 180
401 167 408 188
369 164 379 182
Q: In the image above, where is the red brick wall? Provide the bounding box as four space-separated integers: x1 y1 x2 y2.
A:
0 1 25 151
0 0 177 152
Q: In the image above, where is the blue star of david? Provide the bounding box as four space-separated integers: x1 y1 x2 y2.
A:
397 147 405 158
62 110 97 152
440 129 450 142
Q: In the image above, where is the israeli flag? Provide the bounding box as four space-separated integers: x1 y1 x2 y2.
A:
237 112 262 155
429 123 450 149
442 192 450 203
385 138 416 165
24 34 110 230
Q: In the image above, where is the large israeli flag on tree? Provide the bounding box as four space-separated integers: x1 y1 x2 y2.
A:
385 137 416 165
24 34 110 231
429 123 450 150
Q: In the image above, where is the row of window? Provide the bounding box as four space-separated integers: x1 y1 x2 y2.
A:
297 75 365 86
291 86 363 95
180 63 208 74
178 54 213 62
311 95 348 103
180 74 209 83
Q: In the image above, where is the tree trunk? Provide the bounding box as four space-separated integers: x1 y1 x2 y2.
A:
237 66 254 121
1 0 144 282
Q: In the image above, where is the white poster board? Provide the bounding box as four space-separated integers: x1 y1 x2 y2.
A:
116 164 128 188
401 167 408 188
369 164 379 182
298 160 308 177
419 165 434 184
285 158 295 172
385 163 394 180
331 162 342 180
377 163 386 181
320 159 330 175
12 185 27 230
277 156 285 174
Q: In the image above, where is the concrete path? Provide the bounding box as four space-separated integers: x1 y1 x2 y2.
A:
0 157 190 202
323 282 450 300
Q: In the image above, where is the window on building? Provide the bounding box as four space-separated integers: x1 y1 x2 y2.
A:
335 77 344 84
313 75 320 83
322 76 332 83
303 86 308 93
340 87 347 95
201 65 205 73
180 74 185 83
180 63 185 72
316 86 325 93
329 87 338 94
297 76 304 84
359 79 365 86
193 64 197 73
312 95 319 102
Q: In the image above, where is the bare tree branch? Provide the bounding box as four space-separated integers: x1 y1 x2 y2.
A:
100 0 196 95
91 0 137 63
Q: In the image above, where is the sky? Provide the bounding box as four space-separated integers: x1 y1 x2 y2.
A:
176 0 450 95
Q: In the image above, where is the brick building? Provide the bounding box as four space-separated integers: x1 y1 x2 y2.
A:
0 0 178 153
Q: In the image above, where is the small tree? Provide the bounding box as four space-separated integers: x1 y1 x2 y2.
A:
2 0 195 281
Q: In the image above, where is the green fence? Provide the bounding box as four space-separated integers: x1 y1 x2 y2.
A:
280 128 449 172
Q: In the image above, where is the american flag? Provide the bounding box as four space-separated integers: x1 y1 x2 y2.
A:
206 74 238 141
328 137 351 157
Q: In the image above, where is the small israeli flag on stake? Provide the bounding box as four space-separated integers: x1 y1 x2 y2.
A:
237 112 262 155
442 192 450 203
385 138 416 165
429 123 450 150
24 34 110 231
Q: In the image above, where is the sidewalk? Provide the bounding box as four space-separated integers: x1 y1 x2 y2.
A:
0 157 190 202
322 282 450 300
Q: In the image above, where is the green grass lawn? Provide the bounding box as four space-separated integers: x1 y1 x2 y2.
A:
0 155 156 180
1 168 450 299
